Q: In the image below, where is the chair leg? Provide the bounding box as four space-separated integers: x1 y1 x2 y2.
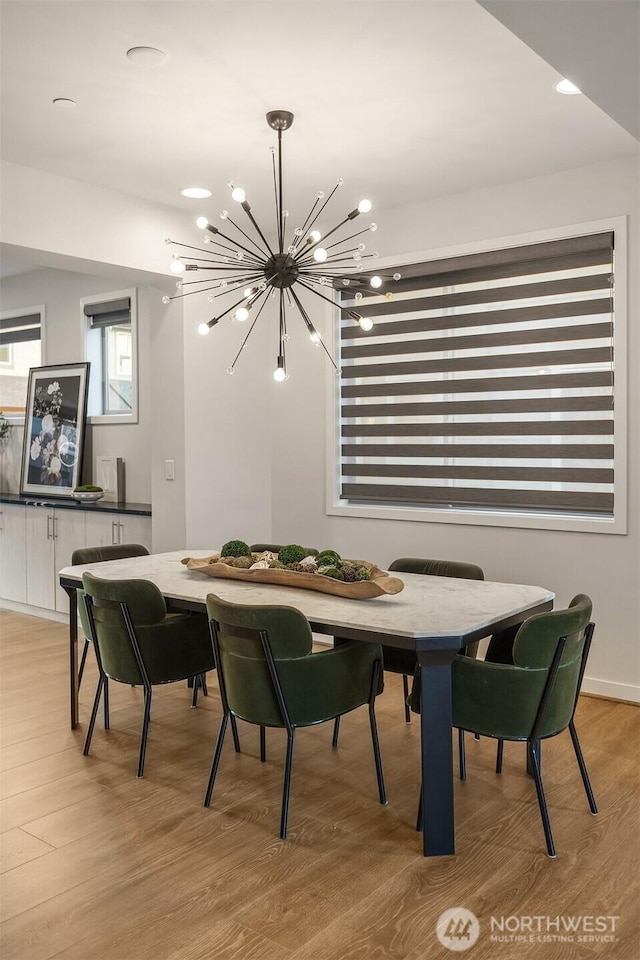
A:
201 673 209 697
569 720 598 814
458 728 466 781
204 712 229 807
230 714 241 753
496 739 504 773
402 674 411 723
332 715 340 748
260 725 267 762
416 784 423 832
191 674 199 708
103 677 110 730
280 730 295 839
528 740 556 858
368 700 387 805
78 639 90 687
83 675 104 756
137 689 152 778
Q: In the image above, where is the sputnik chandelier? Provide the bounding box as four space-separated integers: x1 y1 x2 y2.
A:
164 110 401 381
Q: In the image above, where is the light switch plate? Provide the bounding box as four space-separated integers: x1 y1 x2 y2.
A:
165 459 175 481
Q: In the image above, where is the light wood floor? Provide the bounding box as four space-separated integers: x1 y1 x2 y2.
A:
1 609 638 960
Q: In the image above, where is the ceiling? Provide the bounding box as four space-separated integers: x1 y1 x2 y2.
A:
0 0 637 269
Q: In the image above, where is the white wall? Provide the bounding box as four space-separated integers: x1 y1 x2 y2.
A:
0 267 153 502
267 155 640 702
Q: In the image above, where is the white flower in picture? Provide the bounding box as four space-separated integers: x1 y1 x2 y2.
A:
41 414 55 435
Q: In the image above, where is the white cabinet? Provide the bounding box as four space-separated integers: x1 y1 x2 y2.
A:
25 505 87 613
0 504 27 602
84 511 152 551
4 503 151 615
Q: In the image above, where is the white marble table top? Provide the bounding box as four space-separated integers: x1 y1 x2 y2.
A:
60 550 554 643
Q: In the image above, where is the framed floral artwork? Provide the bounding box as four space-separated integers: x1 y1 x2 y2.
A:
20 363 90 498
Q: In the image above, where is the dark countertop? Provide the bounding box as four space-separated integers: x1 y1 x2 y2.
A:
0 492 151 517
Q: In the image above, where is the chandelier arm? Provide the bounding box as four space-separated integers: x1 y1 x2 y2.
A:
298 196 321 237
289 286 339 371
302 180 343 238
239 201 276 259
293 215 351 263
228 291 271 370
213 224 272 263
223 213 272 260
166 273 261 301
324 226 373 250
299 251 360 268
297 277 342 313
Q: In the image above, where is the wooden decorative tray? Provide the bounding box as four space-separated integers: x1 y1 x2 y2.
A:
181 555 404 600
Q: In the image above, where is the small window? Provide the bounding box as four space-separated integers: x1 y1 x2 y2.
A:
0 308 43 417
82 290 138 423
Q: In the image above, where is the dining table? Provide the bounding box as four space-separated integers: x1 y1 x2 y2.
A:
59 549 554 857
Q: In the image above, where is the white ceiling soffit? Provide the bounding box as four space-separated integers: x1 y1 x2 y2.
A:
0 0 637 219
478 0 640 141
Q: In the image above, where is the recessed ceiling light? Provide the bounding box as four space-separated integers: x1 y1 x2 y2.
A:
180 187 212 199
52 97 77 109
555 78 581 95
126 46 167 66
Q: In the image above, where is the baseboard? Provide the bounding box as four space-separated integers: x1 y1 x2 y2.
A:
0 599 69 624
580 676 640 705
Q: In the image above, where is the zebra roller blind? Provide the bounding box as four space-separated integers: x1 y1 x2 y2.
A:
338 231 615 517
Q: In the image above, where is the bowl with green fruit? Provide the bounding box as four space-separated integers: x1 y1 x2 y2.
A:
72 485 105 503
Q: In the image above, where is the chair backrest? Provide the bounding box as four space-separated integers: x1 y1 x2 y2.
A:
72 543 150 565
74 543 150 641
250 543 319 556
206 593 313 727
81 573 166 684
512 593 594 737
389 557 484 580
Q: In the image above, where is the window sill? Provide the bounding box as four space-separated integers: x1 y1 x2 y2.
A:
87 413 138 426
326 499 626 536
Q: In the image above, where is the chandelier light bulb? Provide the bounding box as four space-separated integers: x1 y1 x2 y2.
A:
314 247 328 262
310 330 321 345
162 296 170 304
170 259 185 274
175 281 182 290
357 243 366 252
197 323 210 336
369 223 378 232
231 187 246 203
196 216 209 229
273 365 287 382
393 272 402 281
243 287 256 298
359 317 374 332
370 275 382 288
226 367 235 376
358 199 372 214
164 237 172 245
309 230 322 243
220 210 228 219
235 307 249 322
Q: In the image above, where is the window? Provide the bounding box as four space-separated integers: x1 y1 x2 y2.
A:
82 289 137 423
0 308 43 416
334 225 625 533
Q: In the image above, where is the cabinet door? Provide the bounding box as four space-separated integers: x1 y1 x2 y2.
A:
25 507 56 610
54 509 87 613
117 514 152 551
0 505 27 602
84 512 121 550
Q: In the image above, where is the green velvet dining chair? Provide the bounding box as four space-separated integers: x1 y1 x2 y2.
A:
204 593 387 839
386 557 485 724
73 543 150 691
410 594 597 858
81 572 234 778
